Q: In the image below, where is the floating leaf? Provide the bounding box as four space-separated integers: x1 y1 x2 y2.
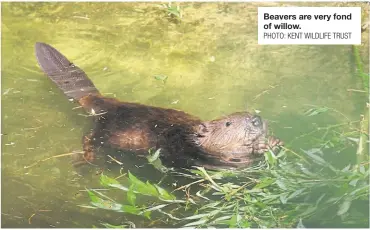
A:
349 179 359 187
157 209 181 220
302 148 323 156
153 74 168 82
359 165 366 174
239 219 251 228
199 201 221 210
184 209 220 221
141 204 168 213
303 107 329 116
86 190 122 212
100 222 129 228
78 205 98 209
127 185 136 206
253 177 275 189
346 137 359 144
210 215 232 224
279 193 288 204
86 189 100 203
342 164 351 172
228 215 238 228
155 184 176 201
300 206 317 217
194 167 223 191
196 191 210 201
287 188 305 201
128 172 158 197
301 148 326 165
121 205 143 216
315 193 326 206
183 213 212 220
337 199 352 216
275 180 288 190
184 218 208 227
100 174 129 191
296 218 305 228
147 148 161 163
264 150 277 167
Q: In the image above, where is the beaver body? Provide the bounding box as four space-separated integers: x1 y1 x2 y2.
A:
34 42 283 170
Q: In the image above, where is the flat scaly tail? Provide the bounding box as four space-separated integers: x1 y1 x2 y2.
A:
34 42 100 101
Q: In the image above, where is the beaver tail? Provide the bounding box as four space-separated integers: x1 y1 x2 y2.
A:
35 42 100 101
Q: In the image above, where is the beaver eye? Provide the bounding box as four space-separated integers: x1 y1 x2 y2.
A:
251 116 262 127
225 122 232 127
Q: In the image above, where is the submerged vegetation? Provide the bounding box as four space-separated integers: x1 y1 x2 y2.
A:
156 2 183 22
81 108 369 228
82 37 369 228
2 1 369 228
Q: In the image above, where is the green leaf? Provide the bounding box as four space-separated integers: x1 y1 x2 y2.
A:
337 199 352 216
342 164 351 172
296 218 305 228
183 213 212 220
183 218 208 227
287 188 305 201
146 181 160 196
141 204 168 213
153 74 168 82
100 222 129 228
240 219 250 228
276 179 288 190
253 177 275 189
300 206 317 217
210 215 232 225
121 205 142 216
100 174 120 187
280 193 288 204
86 189 100 203
87 190 122 212
147 148 161 163
142 210 152 219
315 193 326 206
100 174 129 191
199 201 221 210
78 205 98 209
302 148 326 165
359 165 366 174
155 184 176 201
127 185 136 206
128 171 158 197
303 107 328 116
228 215 238 228
349 179 359 187
264 150 277 167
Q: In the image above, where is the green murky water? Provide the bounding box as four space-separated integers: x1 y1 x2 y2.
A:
1 2 368 228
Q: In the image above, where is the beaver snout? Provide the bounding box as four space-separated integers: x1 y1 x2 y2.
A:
251 115 262 127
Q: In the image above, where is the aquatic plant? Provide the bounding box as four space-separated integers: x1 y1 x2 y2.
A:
352 45 369 90
80 114 369 228
351 44 369 164
157 2 183 21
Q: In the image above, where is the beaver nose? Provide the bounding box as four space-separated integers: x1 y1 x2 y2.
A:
251 115 262 127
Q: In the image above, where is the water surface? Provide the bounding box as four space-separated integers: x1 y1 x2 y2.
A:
1 2 368 227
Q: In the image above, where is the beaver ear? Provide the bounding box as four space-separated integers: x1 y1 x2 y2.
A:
196 123 209 136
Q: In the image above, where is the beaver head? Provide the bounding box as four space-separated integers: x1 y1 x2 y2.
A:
192 112 280 167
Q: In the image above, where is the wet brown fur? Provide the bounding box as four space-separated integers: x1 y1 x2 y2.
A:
34 42 283 170
76 94 279 169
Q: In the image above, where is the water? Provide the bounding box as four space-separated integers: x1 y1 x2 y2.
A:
1 2 368 228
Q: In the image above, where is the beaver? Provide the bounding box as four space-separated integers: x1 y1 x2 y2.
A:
34 42 283 170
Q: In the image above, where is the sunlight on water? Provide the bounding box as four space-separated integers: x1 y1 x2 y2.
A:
1 2 368 227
